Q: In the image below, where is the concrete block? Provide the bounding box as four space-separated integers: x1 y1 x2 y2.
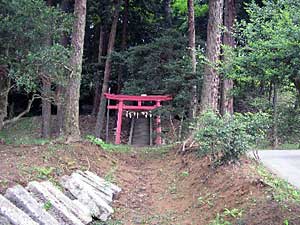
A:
0 194 38 225
27 181 84 225
5 185 60 225
60 175 114 221
40 181 92 224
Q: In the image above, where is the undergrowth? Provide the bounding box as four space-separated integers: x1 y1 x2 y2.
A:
86 135 131 153
256 165 300 203
0 117 50 145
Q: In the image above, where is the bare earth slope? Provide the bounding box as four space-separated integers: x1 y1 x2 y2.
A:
1 142 300 224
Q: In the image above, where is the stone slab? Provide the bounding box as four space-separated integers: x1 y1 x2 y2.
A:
0 194 38 225
0 216 12 225
79 171 122 195
60 175 114 221
40 181 92 224
72 173 113 202
5 185 60 225
27 181 84 225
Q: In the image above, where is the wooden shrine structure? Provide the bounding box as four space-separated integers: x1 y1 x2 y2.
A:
104 93 172 145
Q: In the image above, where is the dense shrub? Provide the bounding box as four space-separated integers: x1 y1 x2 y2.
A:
276 91 300 145
195 111 270 166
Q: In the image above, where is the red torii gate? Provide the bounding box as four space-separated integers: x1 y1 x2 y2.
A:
104 93 172 145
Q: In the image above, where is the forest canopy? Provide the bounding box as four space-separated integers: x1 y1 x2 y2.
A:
0 0 299 149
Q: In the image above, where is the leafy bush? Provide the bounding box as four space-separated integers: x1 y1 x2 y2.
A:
195 111 270 166
276 91 300 145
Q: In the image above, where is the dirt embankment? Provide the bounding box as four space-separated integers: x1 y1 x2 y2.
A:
0 143 300 224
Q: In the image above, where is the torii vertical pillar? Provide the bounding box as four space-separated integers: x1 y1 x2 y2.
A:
155 101 162 145
115 101 123 144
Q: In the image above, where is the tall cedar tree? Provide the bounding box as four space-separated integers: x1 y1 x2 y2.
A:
117 0 129 94
92 25 105 116
220 0 235 115
56 0 70 133
41 0 53 138
63 0 87 141
0 67 9 131
164 0 172 26
200 0 224 111
95 0 121 138
188 0 197 118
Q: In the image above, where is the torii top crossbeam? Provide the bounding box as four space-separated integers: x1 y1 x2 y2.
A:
104 93 172 145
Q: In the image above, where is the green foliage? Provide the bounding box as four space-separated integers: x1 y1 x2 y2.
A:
0 0 73 93
0 117 50 145
172 0 208 17
86 135 131 153
230 0 300 83
118 30 204 116
195 111 270 165
33 166 54 179
210 208 243 225
43 201 52 211
276 91 300 144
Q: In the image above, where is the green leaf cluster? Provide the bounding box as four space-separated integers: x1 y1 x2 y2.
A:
229 0 300 83
195 110 270 166
0 0 73 93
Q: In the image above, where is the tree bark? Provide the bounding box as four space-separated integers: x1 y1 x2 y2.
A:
56 0 70 134
200 0 224 112
0 67 9 131
164 0 172 27
188 0 197 118
117 0 129 94
220 0 235 115
41 0 54 139
41 77 51 138
63 0 87 142
92 25 105 116
95 0 121 138
272 81 278 148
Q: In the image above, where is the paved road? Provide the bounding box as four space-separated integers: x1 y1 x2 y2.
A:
253 150 300 189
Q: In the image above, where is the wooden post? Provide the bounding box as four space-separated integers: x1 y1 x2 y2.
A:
149 116 153 146
155 101 162 145
105 88 111 142
115 100 124 144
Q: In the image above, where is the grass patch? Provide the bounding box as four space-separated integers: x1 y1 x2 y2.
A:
86 135 173 157
210 208 243 225
0 117 50 145
256 165 300 203
86 135 131 153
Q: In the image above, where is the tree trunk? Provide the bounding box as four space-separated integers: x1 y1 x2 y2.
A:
41 78 51 138
41 0 54 139
272 81 279 148
200 0 224 112
117 0 129 94
164 0 172 27
220 0 235 115
188 0 197 118
63 0 87 142
0 67 9 131
92 25 105 116
95 0 121 138
56 0 71 134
